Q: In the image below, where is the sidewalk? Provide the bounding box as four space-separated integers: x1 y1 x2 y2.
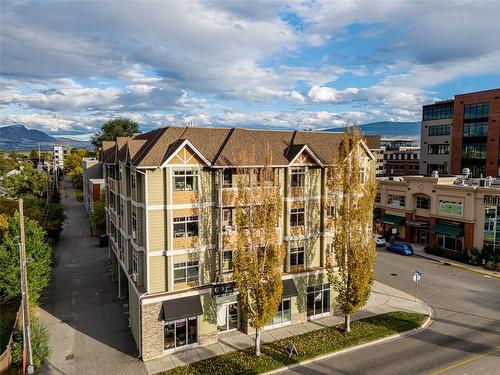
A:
411 243 500 279
144 280 429 374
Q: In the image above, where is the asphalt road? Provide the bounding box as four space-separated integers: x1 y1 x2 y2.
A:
284 248 500 375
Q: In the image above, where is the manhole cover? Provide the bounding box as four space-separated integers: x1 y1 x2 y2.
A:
390 273 398 276
65 354 74 360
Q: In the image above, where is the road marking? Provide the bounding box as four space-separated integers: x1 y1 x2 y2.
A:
429 347 499 374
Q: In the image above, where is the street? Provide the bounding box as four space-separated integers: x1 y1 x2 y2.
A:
283 248 500 375
38 178 146 375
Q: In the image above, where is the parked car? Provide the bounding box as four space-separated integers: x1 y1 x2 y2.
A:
374 234 387 247
386 242 414 256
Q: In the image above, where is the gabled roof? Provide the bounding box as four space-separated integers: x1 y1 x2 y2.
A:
286 144 323 166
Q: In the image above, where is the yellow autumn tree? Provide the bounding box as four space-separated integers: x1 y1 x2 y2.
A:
233 151 285 356
326 126 377 332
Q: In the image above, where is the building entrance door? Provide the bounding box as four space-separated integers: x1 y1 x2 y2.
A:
217 302 238 332
420 229 428 244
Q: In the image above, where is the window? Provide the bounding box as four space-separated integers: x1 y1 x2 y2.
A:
131 211 137 231
462 143 486 159
173 170 198 191
222 250 233 273
222 209 233 228
289 246 305 270
416 196 430 209
326 205 336 217
422 102 454 121
427 164 448 175
173 261 199 285
164 316 197 350
290 208 305 226
427 144 449 155
173 216 199 238
291 167 305 187
131 174 136 189
375 193 381 204
387 194 405 207
439 201 464 216
307 284 330 317
359 167 365 182
428 125 451 136
267 298 291 326
463 121 488 137
132 251 138 274
464 103 489 120
223 169 234 187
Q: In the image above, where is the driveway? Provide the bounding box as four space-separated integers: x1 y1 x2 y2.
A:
39 178 146 375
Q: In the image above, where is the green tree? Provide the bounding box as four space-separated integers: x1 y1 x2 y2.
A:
233 155 285 356
0 154 19 176
0 212 52 303
11 318 50 369
63 149 86 176
90 118 140 149
90 191 106 234
326 127 377 332
1 163 48 199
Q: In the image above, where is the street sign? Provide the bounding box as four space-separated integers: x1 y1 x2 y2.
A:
413 271 422 282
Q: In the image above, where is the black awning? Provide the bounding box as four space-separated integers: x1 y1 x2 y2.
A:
161 295 203 321
282 279 298 298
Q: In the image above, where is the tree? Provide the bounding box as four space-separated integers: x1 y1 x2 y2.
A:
0 212 53 303
1 163 48 199
90 191 106 234
90 118 140 149
233 154 285 356
63 149 87 176
0 154 19 176
326 126 377 332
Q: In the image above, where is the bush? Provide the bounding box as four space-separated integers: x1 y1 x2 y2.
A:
457 248 482 265
485 261 495 271
11 319 50 369
424 245 442 256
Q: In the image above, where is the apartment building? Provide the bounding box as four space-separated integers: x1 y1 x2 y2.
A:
420 88 500 177
53 145 67 169
100 126 375 360
82 157 104 214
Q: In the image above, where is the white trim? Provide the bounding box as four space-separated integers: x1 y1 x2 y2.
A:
288 144 324 167
147 245 215 257
287 195 321 202
131 200 146 209
141 287 211 305
147 202 215 211
160 139 211 167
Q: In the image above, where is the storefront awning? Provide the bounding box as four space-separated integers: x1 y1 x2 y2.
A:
406 220 430 228
380 214 405 225
161 295 203 321
282 279 298 298
431 224 463 238
373 211 381 220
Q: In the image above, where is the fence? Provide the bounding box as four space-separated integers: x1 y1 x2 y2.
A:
0 305 22 375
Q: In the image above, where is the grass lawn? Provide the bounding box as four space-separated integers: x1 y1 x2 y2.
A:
162 311 427 375
0 301 19 353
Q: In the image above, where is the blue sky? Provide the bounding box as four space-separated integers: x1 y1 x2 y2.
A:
1 0 499 140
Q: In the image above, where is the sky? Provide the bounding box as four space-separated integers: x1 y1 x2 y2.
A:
1 0 499 140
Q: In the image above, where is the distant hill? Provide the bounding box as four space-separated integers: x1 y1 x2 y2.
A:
0 125 91 151
325 121 421 142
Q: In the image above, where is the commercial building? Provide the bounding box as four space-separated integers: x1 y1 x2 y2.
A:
100 126 375 360
376 138 420 176
82 157 104 215
53 146 68 169
420 88 500 177
375 174 500 254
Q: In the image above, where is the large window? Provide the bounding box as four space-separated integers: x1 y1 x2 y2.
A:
173 170 198 191
164 317 197 350
462 143 486 159
267 298 291 327
422 102 453 121
173 216 199 238
464 103 489 120
387 194 405 207
436 234 463 252
307 284 330 317
427 164 448 175
290 208 305 226
463 121 488 137
428 125 451 136
416 196 431 209
291 167 305 187
439 201 464 216
289 246 305 271
427 144 449 155
173 261 199 285
483 206 500 253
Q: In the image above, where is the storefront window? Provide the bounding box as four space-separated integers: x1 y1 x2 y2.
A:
306 284 330 317
164 316 197 350
436 234 463 252
483 206 500 252
267 298 291 326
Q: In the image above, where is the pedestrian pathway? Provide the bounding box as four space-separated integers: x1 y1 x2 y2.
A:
411 243 500 279
39 178 146 375
144 280 429 374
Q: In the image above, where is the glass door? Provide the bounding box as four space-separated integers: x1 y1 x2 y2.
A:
218 302 238 332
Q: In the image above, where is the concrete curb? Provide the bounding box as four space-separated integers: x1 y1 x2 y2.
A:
263 303 434 375
415 253 500 279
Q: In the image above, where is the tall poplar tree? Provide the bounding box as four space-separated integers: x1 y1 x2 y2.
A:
233 155 284 356
326 126 377 332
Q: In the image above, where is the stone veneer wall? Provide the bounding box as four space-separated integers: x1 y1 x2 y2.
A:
141 302 164 360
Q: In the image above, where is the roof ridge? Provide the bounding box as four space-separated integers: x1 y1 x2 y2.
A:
133 127 167 165
286 130 298 157
211 127 236 165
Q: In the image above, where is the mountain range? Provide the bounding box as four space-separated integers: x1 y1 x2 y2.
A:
325 121 421 142
0 125 91 151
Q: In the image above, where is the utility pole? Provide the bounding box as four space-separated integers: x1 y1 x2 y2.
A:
19 199 34 375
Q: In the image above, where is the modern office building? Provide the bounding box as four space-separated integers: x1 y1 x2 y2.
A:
375 174 500 254
99 126 375 360
420 88 500 177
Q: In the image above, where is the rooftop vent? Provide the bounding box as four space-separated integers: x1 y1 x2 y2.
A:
462 168 471 179
431 170 439 178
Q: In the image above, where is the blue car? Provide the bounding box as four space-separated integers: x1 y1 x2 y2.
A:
386 242 414 256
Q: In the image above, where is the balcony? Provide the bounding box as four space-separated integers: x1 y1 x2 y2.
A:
221 183 280 207
108 178 118 193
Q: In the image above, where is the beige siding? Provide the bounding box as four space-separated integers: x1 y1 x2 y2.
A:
149 256 167 293
147 169 166 205
148 210 166 250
